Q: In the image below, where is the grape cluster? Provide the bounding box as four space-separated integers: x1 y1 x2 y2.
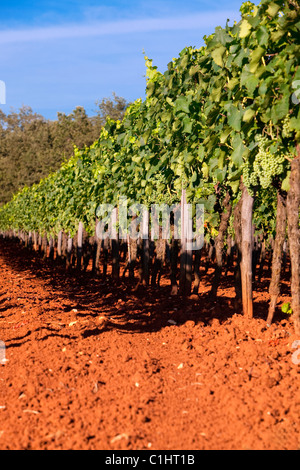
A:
282 115 292 139
243 135 285 193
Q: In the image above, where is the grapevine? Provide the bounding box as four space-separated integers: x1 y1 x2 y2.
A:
0 0 299 330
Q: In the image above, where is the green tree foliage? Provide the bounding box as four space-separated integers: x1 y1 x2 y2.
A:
0 95 128 205
95 92 129 123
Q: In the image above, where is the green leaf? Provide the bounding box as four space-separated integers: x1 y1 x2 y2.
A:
202 162 209 178
146 81 155 98
243 107 256 122
249 46 265 73
197 146 205 161
215 168 226 183
205 194 217 211
290 116 300 131
256 26 269 46
214 27 233 45
267 2 281 17
245 75 259 96
161 111 172 124
143 129 151 144
111 163 120 173
227 77 239 90
239 19 252 38
175 96 190 114
190 171 197 183
209 158 218 172
166 96 175 107
172 119 182 131
281 171 290 192
211 46 226 68
226 104 242 131
229 179 241 194
281 302 292 314
258 77 272 96
218 151 226 169
189 65 200 77
220 127 231 144
179 54 189 70
211 85 222 102
233 49 248 68
182 116 193 133
271 93 290 123
231 135 245 167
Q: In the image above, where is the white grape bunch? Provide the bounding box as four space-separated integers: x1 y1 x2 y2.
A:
243 135 285 193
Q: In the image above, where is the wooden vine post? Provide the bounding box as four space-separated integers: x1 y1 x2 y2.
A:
141 208 149 286
94 218 101 275
111 208 119 282
170 220 179 296
287 151 300 335
179 188 192 296
240 184 254 318
33 231 38 251
57 230 63 258
267 189 287 326
211 191 232 297
49 235 54 260
66 233 73 270
77 221 84 270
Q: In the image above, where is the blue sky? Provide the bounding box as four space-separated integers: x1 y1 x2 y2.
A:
0 0 244 120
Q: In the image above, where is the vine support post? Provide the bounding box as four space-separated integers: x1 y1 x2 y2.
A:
287 151 300 335
28 231 32 249
66 232 73 270
141 208 149 286
111 208 119 282
57 230 63 258
42 232 48 258
170 231 179 295
240 184 254 318
49 235 54 261
211 191 232 297
266 189 287 326
77 221 84 270
33 231 38 251
94 218 101 275
179 188 192 296
38 233 42 252
233 197 242 309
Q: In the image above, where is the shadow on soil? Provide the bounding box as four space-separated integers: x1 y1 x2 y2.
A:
0 238 290 341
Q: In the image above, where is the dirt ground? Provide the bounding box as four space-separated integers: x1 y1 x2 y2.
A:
0 238 299 450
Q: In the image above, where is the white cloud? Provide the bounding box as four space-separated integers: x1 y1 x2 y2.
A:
0 11 239 45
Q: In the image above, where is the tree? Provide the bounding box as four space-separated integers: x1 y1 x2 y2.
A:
0 94 129 205
95 92 129 124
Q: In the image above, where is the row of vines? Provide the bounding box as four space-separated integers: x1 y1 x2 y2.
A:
0 0 299 332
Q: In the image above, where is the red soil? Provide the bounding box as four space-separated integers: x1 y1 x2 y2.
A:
0 239 299 450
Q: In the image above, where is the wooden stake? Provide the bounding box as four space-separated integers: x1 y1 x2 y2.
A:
57 230 62 258
77 221 84 270
240 184 254 318
142 208 149 286
180 188 192 296
267 190 287 326
111 208 120 281
287 151 300 334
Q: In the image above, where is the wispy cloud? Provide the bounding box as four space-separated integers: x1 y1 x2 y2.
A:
0 11 239 45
